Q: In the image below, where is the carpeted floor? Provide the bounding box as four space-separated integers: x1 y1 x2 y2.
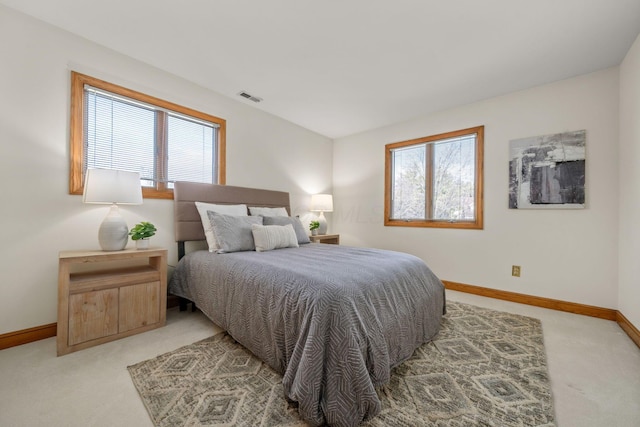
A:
128 301 555 426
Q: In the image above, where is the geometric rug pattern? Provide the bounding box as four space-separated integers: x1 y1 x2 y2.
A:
128 302 555 426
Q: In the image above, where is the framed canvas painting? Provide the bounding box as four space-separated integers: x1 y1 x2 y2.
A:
509 130 585 209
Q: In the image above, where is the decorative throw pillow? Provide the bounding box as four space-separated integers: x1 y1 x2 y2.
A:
207 211 262 253
251 224 299 252
195 202 248 252
262 216 311 244
249 206 289 217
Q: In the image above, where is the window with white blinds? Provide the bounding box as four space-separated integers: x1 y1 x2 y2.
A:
70 72 226 198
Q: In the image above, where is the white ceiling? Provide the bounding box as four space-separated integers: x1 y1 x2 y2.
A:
3 0 640 139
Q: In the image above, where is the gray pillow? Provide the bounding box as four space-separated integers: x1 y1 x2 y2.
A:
207 211 263 253
262 215 311 244
251 224 299 252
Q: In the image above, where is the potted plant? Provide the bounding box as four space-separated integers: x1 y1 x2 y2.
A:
309 220 320 236
129 221 157 249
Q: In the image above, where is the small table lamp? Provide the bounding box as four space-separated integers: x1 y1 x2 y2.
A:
83 169 143 251
310 194 333 235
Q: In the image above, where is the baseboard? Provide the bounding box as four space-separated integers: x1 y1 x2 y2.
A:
616 311 640 349
1 297 183 351
443 280 617 320
4 285 639 351
0 323 57 351
444 280 640 349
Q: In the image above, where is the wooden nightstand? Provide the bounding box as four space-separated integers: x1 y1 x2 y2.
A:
309 234 340 244
57 248 167 356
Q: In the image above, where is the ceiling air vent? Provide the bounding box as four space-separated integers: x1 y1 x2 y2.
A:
238 91 262 103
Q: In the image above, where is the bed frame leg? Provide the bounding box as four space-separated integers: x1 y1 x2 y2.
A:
178 297 197 312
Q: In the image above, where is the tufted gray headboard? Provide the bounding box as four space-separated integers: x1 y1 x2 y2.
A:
173 181 291 258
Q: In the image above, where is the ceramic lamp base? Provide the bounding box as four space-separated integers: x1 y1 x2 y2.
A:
317 211 328 235
98 204 128 251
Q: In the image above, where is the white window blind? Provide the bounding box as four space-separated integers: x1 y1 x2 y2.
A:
167 113 216 187
83 85 220 188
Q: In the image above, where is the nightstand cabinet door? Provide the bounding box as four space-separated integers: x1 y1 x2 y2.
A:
119 281 160 333
58 248 167 356
68 289 118 346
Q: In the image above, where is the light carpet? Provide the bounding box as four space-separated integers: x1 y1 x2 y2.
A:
128 301 555 426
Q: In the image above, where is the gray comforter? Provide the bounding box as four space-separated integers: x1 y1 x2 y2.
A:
169 243 445 426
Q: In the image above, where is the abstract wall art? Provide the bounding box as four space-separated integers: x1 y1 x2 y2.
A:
509 130 585 209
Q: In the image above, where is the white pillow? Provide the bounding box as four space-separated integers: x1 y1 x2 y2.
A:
195 202 247 252
251 224 299 252
248 206 289 217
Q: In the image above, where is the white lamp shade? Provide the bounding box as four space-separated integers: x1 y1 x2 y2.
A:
310 194 333 212
83 169 142 251
83 169 143 205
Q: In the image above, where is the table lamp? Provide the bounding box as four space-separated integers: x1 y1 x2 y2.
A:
310 194 333 235
83 169 143 251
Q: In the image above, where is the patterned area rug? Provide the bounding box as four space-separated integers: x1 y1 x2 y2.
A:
128 302 555 426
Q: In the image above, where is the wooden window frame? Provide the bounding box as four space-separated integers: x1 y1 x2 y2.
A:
384 126 484 229
69 71 226 199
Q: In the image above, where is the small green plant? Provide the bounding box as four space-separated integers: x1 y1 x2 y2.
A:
309 220 320 231
129 221 157 240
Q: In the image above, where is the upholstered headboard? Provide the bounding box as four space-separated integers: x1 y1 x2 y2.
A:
173 181 291 256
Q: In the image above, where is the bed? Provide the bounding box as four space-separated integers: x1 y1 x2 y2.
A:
169 182 446 427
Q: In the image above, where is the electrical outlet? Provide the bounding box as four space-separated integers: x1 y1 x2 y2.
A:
512 265 521 277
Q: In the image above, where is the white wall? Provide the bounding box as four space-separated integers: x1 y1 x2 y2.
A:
1 4 635 336
618 33 640 328
334 69 620 309
0 6 332 334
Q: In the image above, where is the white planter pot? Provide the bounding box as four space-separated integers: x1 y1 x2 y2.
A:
135 238 150 250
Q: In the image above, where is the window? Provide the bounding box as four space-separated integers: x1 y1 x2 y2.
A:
384 126 484 229
69 72 226 199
